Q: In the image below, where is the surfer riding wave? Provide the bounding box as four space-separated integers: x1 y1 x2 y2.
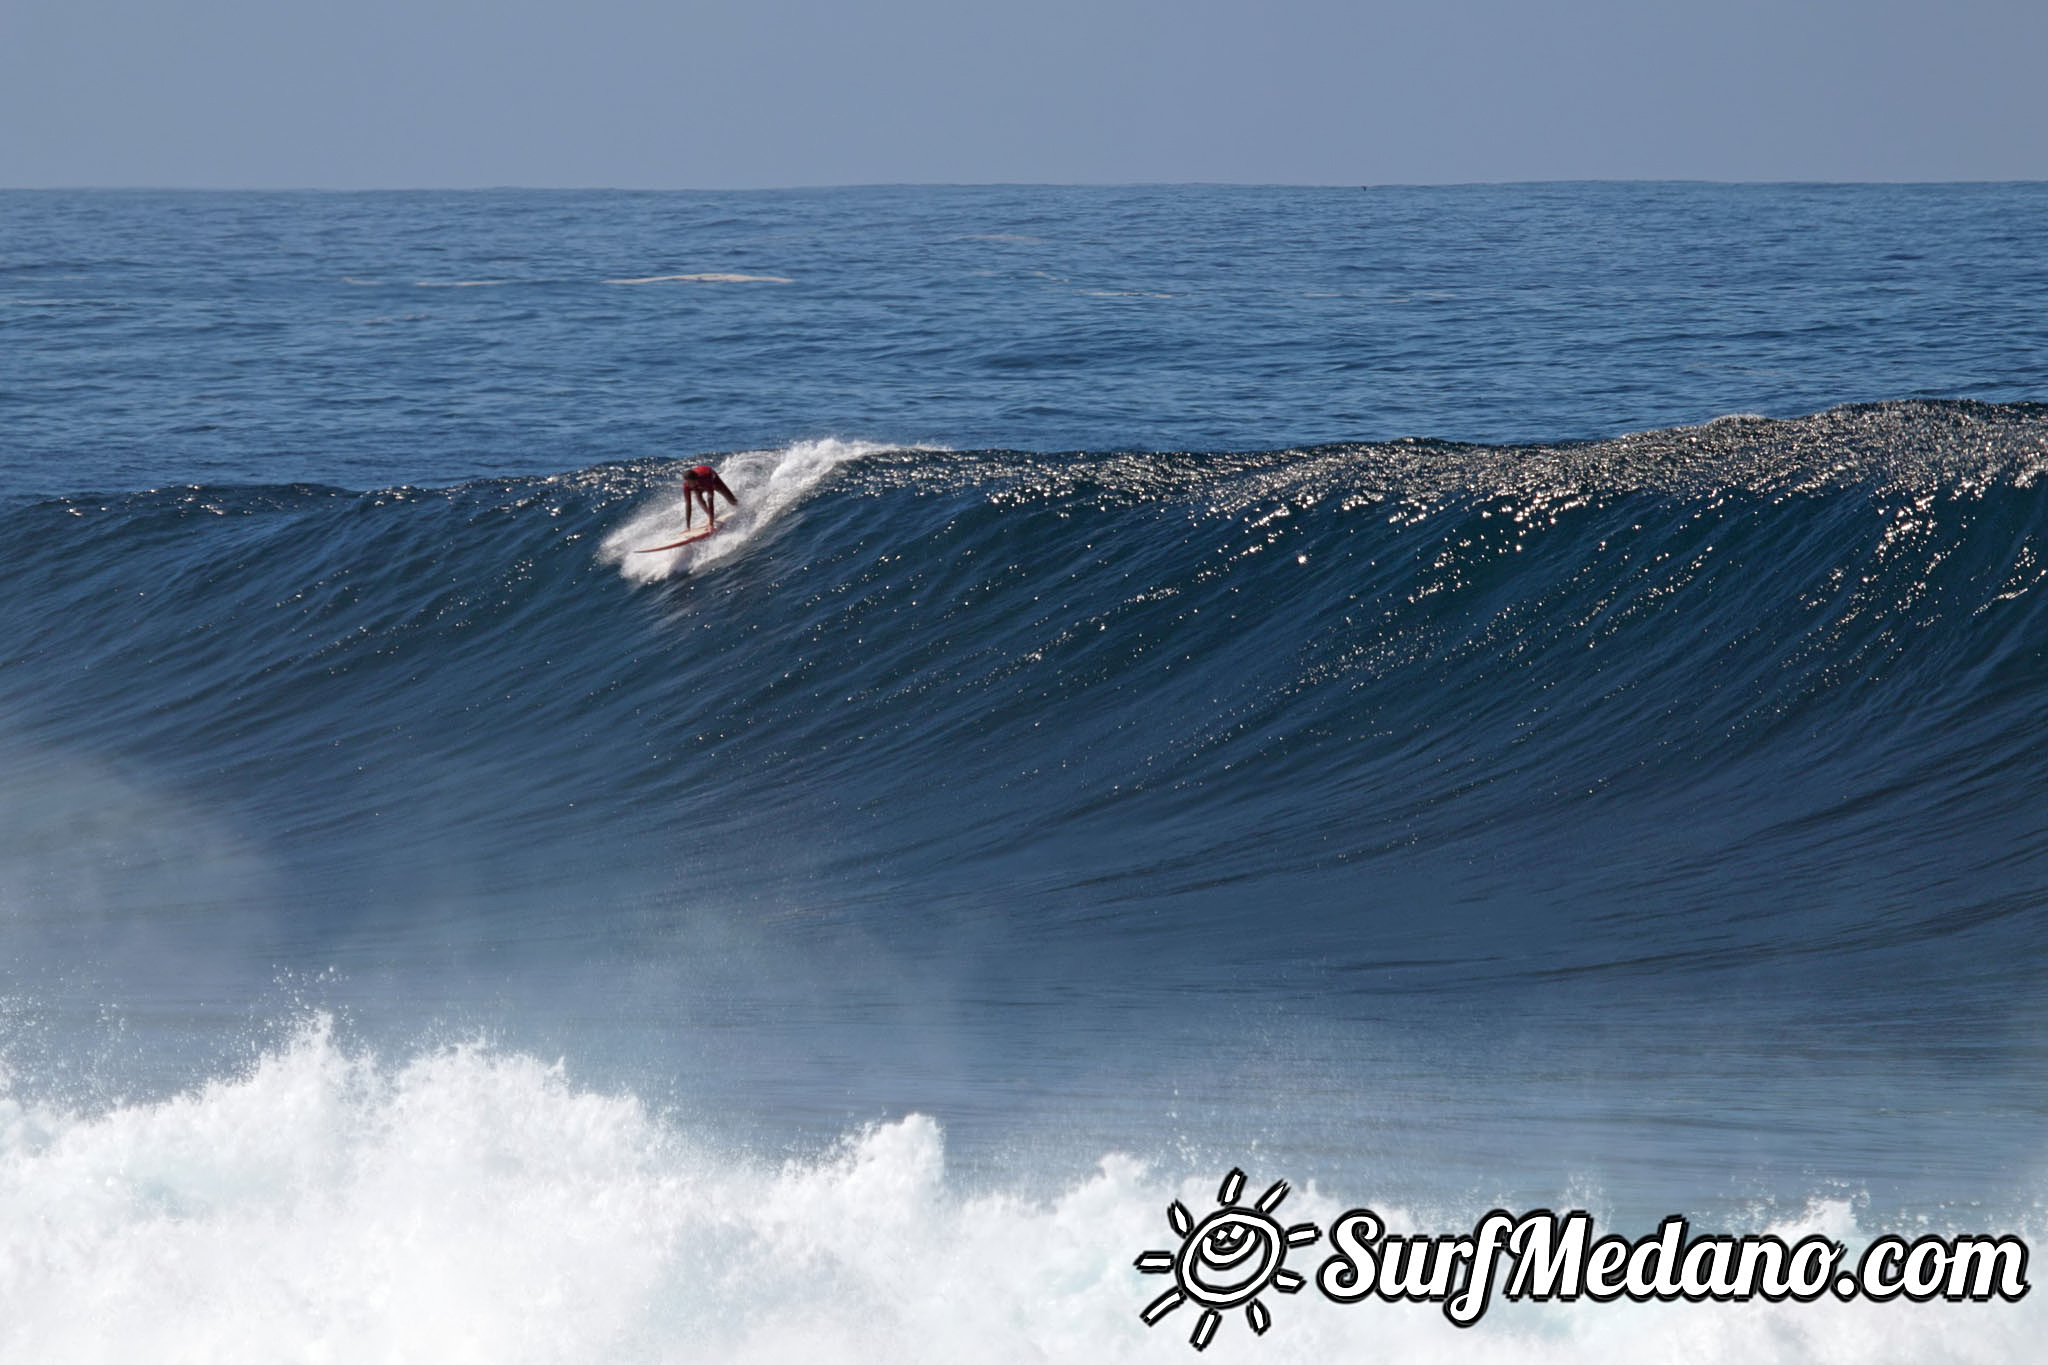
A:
682 464 738 529
613 438 883 573
635 463 740 554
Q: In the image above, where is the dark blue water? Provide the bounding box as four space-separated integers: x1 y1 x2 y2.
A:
7 184 2045 494
2 185 2045 1362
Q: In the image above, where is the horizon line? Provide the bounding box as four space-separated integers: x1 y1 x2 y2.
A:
5 177 2048 194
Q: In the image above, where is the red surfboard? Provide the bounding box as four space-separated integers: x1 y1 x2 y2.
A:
635 524 721 553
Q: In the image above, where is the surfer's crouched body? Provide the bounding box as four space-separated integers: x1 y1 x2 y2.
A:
683 464 738 526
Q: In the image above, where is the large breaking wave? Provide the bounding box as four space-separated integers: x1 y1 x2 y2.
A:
4 403 2048 1358
6 402 2045 962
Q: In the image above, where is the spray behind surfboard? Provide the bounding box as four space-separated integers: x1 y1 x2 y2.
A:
602 438 890 582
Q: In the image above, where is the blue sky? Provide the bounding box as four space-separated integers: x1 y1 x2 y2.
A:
3 0 2042 187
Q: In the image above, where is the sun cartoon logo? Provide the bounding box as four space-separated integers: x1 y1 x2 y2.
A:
1134 1168 1321 1350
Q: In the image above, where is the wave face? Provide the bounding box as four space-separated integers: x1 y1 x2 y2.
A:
10 404 2047 921
6 402 2048 1357
3 400 2046 1093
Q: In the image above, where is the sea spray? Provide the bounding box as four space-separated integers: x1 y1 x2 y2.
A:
0 1020 2038 1363
603 439 907 582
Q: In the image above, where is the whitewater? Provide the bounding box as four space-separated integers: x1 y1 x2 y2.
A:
3 184 2046 1362
3 1022 2036 1364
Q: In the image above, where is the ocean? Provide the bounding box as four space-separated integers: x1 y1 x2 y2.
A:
2 182 2045 1361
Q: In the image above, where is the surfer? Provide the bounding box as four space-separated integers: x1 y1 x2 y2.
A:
682 464 738 528
632 464 739 554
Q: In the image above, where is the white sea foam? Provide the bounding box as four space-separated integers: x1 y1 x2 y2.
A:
604 273 794 285
602 438 889 583
0 1020 2036 1364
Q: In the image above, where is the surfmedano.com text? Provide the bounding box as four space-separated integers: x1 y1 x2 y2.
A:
1315 1209 2030 1326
